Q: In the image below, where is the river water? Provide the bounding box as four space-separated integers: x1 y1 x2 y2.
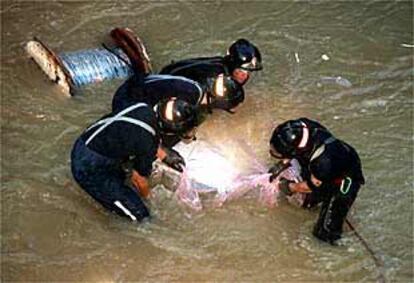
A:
1 1 413 282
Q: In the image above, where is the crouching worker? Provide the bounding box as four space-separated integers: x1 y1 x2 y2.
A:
113 72 244 146
268 118 365 244
71 98 198 222
160 38 262 86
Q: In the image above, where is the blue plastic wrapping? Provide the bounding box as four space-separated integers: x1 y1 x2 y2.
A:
59 48 133 87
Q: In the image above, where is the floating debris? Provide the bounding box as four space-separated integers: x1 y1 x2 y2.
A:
294 52 300 63
320 76 352 88
321 54 330 61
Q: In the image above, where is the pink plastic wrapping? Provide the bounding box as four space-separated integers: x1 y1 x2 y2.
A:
214 160 302 208
173 159 302 210
167 140 303 211
174 169 203 211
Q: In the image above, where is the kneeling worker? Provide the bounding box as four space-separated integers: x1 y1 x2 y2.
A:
268 118 365 244
112 72 244 170
71 98 198 221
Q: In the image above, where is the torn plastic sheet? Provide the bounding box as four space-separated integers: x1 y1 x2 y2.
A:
152 140 302 210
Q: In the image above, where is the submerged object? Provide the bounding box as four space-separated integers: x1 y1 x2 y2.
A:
25 39 75 95
152 140 302 210
59 47 132 89
319 76 352 88
25 28 151 96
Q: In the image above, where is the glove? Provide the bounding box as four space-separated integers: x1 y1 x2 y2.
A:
268 161 291 182
279 178 294 196
162 148 185 173
131 170 150 198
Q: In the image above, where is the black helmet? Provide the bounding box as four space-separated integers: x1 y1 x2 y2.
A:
269 120 311 158
156 98 198 137
207 74 244 112
226 39 262 71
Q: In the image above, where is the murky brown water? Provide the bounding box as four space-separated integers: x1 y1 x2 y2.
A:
1 1 413 282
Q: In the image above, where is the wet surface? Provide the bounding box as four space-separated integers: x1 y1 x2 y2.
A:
1 1 413 282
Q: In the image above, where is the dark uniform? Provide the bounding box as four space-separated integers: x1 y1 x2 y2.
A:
160 38 262 87
160 56 232 87
270 118 365 243
112 74 204 147
71 103 159 221
112 74 204 113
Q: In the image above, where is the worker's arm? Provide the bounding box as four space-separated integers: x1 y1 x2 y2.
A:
157 145 185 172
289 181 312 193
289 174 322 193
157 146 168 160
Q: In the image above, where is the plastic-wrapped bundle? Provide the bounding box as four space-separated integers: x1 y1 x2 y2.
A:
214 159 302 208
175 169 203 211
59 48 132 87
259 160 302 207
156 140 302 210
173 160 301 210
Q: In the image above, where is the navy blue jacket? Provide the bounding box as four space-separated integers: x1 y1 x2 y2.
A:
160 56 232 87
81 103 159 177
293 118 365 193
112 74 204 113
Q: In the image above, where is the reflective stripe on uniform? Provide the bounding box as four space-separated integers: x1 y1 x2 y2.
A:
114 200 137 221
323 196 335 232
165 59 223 76
310 136 337 162
115 117 156 135
146 74 204 105
85 102 155 146
145 74 204 103
310 144 325 162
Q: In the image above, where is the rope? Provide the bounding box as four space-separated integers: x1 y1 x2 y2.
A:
345 219 387 283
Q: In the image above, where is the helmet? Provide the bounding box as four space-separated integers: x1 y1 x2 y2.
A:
269 120 311 158
226 39 262 71
156 98 198 137
207 74 245 112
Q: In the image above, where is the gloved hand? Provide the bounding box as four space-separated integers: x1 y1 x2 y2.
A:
268 161 291 182
162 148 186 173
131 170 150 198
279 178 294 196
